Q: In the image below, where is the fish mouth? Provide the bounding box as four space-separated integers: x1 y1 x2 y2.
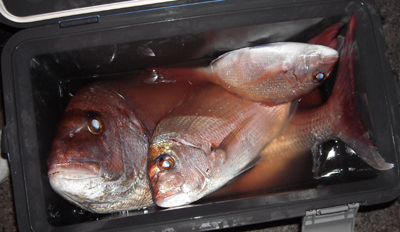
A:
153 188 191 208
152 175 207 208
48 162 101 180
48 161 145 209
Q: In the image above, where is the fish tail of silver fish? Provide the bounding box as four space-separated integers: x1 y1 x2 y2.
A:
314 14 393 174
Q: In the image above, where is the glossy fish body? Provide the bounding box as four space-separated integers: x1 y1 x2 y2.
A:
299 22 344 109
48 73 200 213
147 84 294 208
150 42 338 104
211 15 392 196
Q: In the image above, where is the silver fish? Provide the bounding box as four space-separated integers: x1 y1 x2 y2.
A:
209 14 393 197
150 42 338 104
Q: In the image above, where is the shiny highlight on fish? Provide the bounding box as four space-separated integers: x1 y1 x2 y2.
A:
147 84 295 208
210 14 392 197
150 42 338 104
48 73 200 213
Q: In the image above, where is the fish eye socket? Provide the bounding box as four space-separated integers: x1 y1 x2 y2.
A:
314 72 325 82
157 154 175 171
87 116 103 135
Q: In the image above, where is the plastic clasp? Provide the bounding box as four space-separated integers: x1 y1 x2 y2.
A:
302 203 360 232
59 16 99 28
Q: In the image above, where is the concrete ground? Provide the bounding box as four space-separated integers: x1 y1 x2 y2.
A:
0 0 399 231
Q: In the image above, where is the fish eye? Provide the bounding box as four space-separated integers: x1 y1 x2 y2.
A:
157 154 175 171
314 72 325 82
87 115 103 135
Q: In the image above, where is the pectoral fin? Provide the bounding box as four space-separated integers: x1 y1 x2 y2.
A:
224 156 263 186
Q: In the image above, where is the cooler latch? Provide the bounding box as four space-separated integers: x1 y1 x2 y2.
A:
59 16 99 28
302 203 360 232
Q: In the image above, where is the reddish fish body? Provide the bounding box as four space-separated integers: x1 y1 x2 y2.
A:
210 15 392 196
150 42 338 104
48 73 200 213
147 84 294 208
299 22 344 109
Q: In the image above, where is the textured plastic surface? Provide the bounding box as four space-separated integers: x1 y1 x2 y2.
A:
1 0 400 231
302 204 359 232
0 0 203 27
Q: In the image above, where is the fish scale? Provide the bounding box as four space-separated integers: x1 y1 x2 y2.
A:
48 27 342 213
148 84 293 208
153 84 271 147
151 42 338 104
48 73 201 213
210 15 393 197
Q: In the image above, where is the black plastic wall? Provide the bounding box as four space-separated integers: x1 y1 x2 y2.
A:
1 0 400 231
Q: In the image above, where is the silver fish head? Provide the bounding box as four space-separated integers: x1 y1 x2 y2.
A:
148 138 214 208
292 43 339 89
47 84 151 213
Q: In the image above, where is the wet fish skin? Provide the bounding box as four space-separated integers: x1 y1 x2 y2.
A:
299 22 344 109
48 73 199 213
309 14 393 172
150 42 338 104
211 14 392 195
265 14 393 175
147 84 294 208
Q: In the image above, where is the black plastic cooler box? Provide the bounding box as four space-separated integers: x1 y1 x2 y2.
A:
1 0 400 231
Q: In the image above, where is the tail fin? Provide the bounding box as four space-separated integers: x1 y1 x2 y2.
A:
307 22 344 49
327 14 393 170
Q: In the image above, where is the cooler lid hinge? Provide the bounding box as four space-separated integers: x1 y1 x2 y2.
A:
59 16 99 28
302 203 360 232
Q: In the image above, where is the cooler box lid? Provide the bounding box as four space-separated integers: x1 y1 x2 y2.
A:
0 0 204 27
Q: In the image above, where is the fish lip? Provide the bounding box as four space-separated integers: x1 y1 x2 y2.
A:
153 188 187 208
48 162 101 180
152 172 207 208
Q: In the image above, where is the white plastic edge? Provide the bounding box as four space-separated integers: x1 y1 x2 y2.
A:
0 0 178 24
0 129 8 184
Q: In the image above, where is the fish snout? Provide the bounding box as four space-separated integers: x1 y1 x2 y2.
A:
157 174 183 194
298 46 338 84
48 162 110 203
309 45 339 69
155 193 191 208
317 45 339 61
316 46 339 74
148 160 193 207
152 175 185 208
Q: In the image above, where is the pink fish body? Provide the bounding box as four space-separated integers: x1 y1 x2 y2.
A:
147 84 294 208
48 73 200 213
210 15 393 196
151 42 338 104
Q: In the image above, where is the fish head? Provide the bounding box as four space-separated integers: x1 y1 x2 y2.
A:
291 44 338 91
148 138 214 208
47 84 150 212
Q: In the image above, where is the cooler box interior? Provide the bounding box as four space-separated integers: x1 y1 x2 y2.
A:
1 0 400 231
